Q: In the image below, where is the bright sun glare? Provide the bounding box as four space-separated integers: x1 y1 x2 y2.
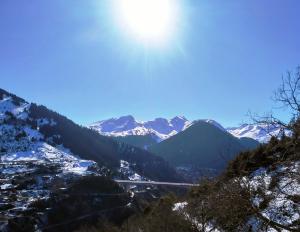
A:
115 0 178 45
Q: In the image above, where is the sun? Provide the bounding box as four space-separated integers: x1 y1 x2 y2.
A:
114 0 178 45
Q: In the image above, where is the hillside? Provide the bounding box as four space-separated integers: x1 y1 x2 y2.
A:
106 123 300 232
149 121 259 171
0 88 186 231
114 134 158 149
0 88 182 182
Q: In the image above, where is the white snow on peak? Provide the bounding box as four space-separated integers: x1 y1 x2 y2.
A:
90 115 286 143
227 123 290 143
201 119 226 132
89 115 193 141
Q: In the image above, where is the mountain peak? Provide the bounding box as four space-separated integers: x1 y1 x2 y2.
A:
119 115 135 120
171 116 188 121
89 116 193 141
202 119 226 132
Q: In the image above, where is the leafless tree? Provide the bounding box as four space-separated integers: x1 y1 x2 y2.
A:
249 66 300 140
274 66 300 119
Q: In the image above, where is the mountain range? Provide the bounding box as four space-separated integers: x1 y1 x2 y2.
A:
89 116 261 178
227 123 288 143
0 87 282 182
89 115 284 144
89 115 192 142
148 121 260 175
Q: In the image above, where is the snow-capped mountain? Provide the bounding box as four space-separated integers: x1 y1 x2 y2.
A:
89 115 193 141
90 116 289 144
227 123 289 143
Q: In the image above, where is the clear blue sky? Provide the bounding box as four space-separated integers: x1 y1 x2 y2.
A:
1 0 299 126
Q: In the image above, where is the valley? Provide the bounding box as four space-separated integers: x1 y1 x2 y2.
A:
1 1 299 231
0 86 299 232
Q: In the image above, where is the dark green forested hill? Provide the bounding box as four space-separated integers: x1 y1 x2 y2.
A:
149 121 259 170
238 136 260 150
114 134 157 149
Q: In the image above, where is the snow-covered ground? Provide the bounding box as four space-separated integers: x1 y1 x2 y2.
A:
1 142 96 175
172 161 299 232
0 95 96 176
0 96 30 121
247 162 300 231
119 160 145 181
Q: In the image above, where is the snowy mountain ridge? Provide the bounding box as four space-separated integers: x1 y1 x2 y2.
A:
89 116 285 143
89 115 193 141
227 123 289 143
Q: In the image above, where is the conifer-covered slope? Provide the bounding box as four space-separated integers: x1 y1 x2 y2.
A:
0 87 182 231
0 88 182 182
149 121 259 171
182 129 300 231
114 134 158 149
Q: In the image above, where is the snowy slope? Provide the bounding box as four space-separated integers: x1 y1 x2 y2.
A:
227 124 289 143
173 161 300 232
0 92 96 176
247 162 300 230
1 142 96 175
0 96 30 121
0 91 100 225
